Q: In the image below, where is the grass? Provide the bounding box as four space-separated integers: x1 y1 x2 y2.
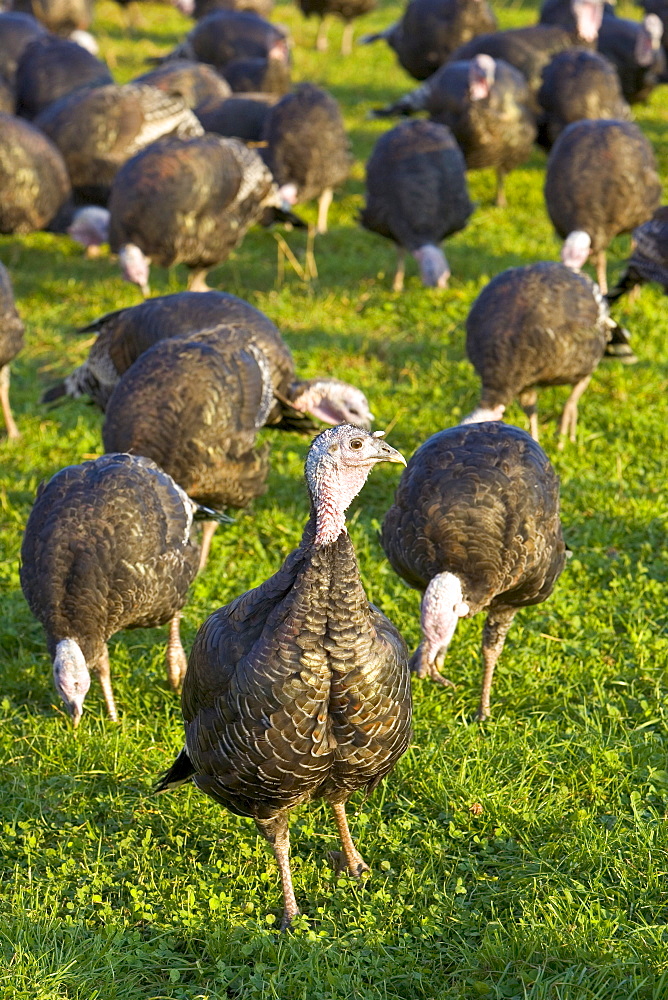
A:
2 0 668 997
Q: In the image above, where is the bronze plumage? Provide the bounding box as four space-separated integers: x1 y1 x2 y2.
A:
157 424 410 927
19 453 207 725
381 421 566 720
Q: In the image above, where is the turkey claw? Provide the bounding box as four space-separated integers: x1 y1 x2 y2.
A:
328 851 370 878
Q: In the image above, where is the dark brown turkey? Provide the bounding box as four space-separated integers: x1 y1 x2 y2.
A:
448 0 605 104
544 118 662 293
165 9 289 71
639 0 668 78
35 83 204 205
462 261 630 445
0 12 46 86
259 84 351 235
14 34 112 119
133 60 232 112
189 0 274 20
296 0 375 54
100 324 374 565
221 54 292 94
536 48 630 149
597 12 666 104
0 261 25 440
196 92 277 140
360 119 473 290
107 134 300 295
43 290 373 425
381 421 566 720
375 55 536 207
0 112 72 234
607 205 668 301
156 424 410 928
361 0 497 81
19 453 223 726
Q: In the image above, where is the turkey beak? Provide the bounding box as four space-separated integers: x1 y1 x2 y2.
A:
371 432 406 466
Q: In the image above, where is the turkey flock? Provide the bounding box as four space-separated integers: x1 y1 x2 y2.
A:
2 0 667 934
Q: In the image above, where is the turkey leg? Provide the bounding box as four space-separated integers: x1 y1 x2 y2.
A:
330 800 370 876
477 609 515 721
256 814 300 930
165 611 188 690
0 365 19 440
558 374 592 449
519 388 539 442
95 644 118 722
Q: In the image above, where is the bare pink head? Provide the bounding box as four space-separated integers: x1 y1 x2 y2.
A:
290 380 374 429
572 0 603 43
636 15 663 66
68 206 110 249
306 425 405 546
414 572 470 674
53 639 91 728
119 244 151 298
460 404 506 425
469 54 495 100
413 245 450 289
561 230 592 271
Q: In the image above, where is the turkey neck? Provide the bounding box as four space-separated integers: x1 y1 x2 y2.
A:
308 466 371 547
296 516 377 662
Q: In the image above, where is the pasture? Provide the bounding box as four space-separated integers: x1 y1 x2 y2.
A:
1 0 668 996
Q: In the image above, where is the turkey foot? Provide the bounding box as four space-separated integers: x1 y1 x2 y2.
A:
328 850 370 877
330 802 371 878
409 645 455 686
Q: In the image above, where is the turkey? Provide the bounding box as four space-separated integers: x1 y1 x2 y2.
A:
164 9 289 72
190 0 274 19
536 48 630 149
0 12 46 86
639 0 668 79
0 112 72 234
35 83 204 205
196 92 277 140
14 34 112 119
597 12 666 104
19 453 226 726
101 327 374 565
107 134 301 295
606 205 668 301
448 0 605 104
375 55 536 207
0 262 25 440
260 83 351 234
132 60 232 113
360 0 497 81
540 0 614 32
296 0 376 54
155 424 410 928
380 421 565 721
42 291 374 431
221 54 291 94
462 261 630 444
360 119 473 290
10 0 93 36
544 118 662 293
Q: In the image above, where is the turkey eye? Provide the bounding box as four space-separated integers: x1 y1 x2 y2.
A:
350 439 363 450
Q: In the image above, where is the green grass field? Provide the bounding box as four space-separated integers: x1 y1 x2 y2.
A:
2 1 668 996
